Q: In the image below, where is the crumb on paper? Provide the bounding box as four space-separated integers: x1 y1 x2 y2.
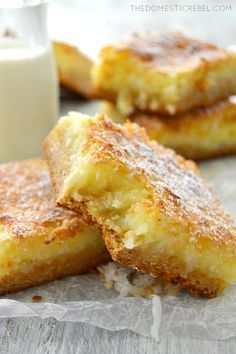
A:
32 295 42 302
2 28 16 39
201 169 219 179
98 261 180 298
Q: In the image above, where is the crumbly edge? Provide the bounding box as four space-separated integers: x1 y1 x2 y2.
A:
43 127 70 207
43 115 230 297
60 196 225 298
53 41 93 98
93 53 236 115
102 101 236 160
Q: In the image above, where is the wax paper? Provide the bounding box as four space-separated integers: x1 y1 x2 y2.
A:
0 157 235 341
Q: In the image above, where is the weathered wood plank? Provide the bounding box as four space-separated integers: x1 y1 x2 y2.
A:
0 318 231 354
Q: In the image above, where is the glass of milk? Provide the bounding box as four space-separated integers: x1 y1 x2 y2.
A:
0 0 59 163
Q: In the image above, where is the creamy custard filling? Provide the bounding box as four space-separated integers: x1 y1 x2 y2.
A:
64 159 236 284
0 226 103 278
93 49 236 115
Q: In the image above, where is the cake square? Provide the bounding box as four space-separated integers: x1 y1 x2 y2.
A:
0 159 109 294
102 97 236 160
53 41 93 98
92 32 236 115
43 113 236 297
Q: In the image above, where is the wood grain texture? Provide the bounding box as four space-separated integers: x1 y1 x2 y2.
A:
1 318 236 354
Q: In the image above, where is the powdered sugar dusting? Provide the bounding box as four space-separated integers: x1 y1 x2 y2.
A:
87 115 236 248
0 159 86 239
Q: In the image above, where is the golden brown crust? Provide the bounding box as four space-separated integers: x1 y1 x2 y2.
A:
103 231 222 298
131 97 236 126
103 98 236 160
64 198 223 298
52 41 93 98
0 159 85 240
107 31 228 71
43 125 74 206
93 32 236 115
0 159 110 294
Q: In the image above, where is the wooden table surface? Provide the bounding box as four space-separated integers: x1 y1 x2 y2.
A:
0 317 235 354
1 0 236 352
1 104 235 354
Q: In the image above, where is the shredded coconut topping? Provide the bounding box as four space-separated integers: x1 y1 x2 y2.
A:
98 262 180 298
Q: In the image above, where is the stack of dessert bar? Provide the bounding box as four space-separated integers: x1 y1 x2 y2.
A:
92 32 236 160
1 33 236 300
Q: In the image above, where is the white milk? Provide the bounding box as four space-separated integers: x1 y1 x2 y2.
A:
0 42 58 163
